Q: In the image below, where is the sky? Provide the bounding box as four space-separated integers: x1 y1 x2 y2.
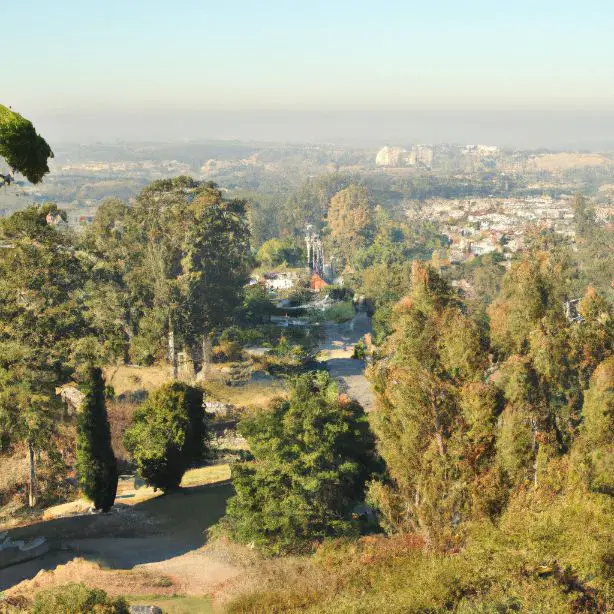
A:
6 0 614 147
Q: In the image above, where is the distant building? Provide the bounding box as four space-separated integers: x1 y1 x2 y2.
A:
375 146 406 167
263 272 296 291
310 273 328 292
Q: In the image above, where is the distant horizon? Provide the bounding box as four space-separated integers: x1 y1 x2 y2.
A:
33 108 614 152
9 1 614 151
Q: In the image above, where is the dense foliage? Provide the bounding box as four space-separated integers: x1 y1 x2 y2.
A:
75 367 118 512
0 104 53 184
124 382 208 492
84 179 252 369
226 253 614 612
0 205 97 505
219 372 381 554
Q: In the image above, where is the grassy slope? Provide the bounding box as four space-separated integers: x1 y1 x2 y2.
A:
224 462 614 613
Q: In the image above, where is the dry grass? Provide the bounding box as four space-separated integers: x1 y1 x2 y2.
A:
181 465 231 487
220 535 429 613
0 449 27 497
104 364 171 397
5 558 179 599
39 464 232 519
531 152 614 171
205 379 286 411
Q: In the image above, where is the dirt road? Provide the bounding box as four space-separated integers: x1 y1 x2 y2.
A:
320 311 376 411
1 482 238 595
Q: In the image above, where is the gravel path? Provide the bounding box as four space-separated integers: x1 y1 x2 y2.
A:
321 311 376 411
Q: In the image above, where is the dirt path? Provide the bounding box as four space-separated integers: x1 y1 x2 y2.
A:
2 482 238 596
321 311 375 411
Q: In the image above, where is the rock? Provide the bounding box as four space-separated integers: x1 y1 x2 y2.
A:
205 401 235 417
129 606 163 614
0 535 49 568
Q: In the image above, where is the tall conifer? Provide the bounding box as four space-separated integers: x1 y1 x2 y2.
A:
76 367 118 512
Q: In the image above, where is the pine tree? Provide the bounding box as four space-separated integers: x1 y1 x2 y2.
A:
221 372 381 554
76 367 118 512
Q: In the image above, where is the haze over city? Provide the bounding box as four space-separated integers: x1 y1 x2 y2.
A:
8 0 614 147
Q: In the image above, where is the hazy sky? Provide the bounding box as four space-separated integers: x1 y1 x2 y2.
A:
7 0 614 146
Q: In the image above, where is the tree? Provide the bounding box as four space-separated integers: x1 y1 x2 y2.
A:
572 194 597 239
0 104 53 186
327 185 376 267
0 205 92 506
279 173 353 237
128 176 201 374
369 262 492 540
220 372 380 554
116 179 251 376
124 382 207 492
582 357 614 496
81 198 140 363
180 185 252 373
76 367 118 512
256 237 304 268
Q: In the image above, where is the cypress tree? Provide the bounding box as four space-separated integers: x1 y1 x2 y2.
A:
76 367 118 512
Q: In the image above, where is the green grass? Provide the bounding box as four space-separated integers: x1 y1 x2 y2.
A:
128 595 215 613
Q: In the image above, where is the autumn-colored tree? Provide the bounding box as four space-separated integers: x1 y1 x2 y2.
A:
581 357 614 496
369 262 492 541
327 185 376 267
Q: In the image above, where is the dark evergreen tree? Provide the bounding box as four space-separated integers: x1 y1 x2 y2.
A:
124 382 207 493
76 367 118 512
220 372 381 554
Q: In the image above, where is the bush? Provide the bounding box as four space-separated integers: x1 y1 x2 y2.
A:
124 382 208 492
218 372 381 554
283 287 313 307
321 285 354 302
32 583 129 614
240 284 276 325
352 341 367 360
76 367 118 512
213 340 244 362
313 300 355 323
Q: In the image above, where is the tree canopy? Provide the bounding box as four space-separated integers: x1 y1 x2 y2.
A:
0 104 53 185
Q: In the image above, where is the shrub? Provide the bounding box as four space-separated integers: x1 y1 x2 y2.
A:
214 340 244 362
352 341 367 360
313 300 355 323
76 367 118 512
240 284 276 324
124 382 208 492
32 583 128 614
321 285 354 302
218 372 381 554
